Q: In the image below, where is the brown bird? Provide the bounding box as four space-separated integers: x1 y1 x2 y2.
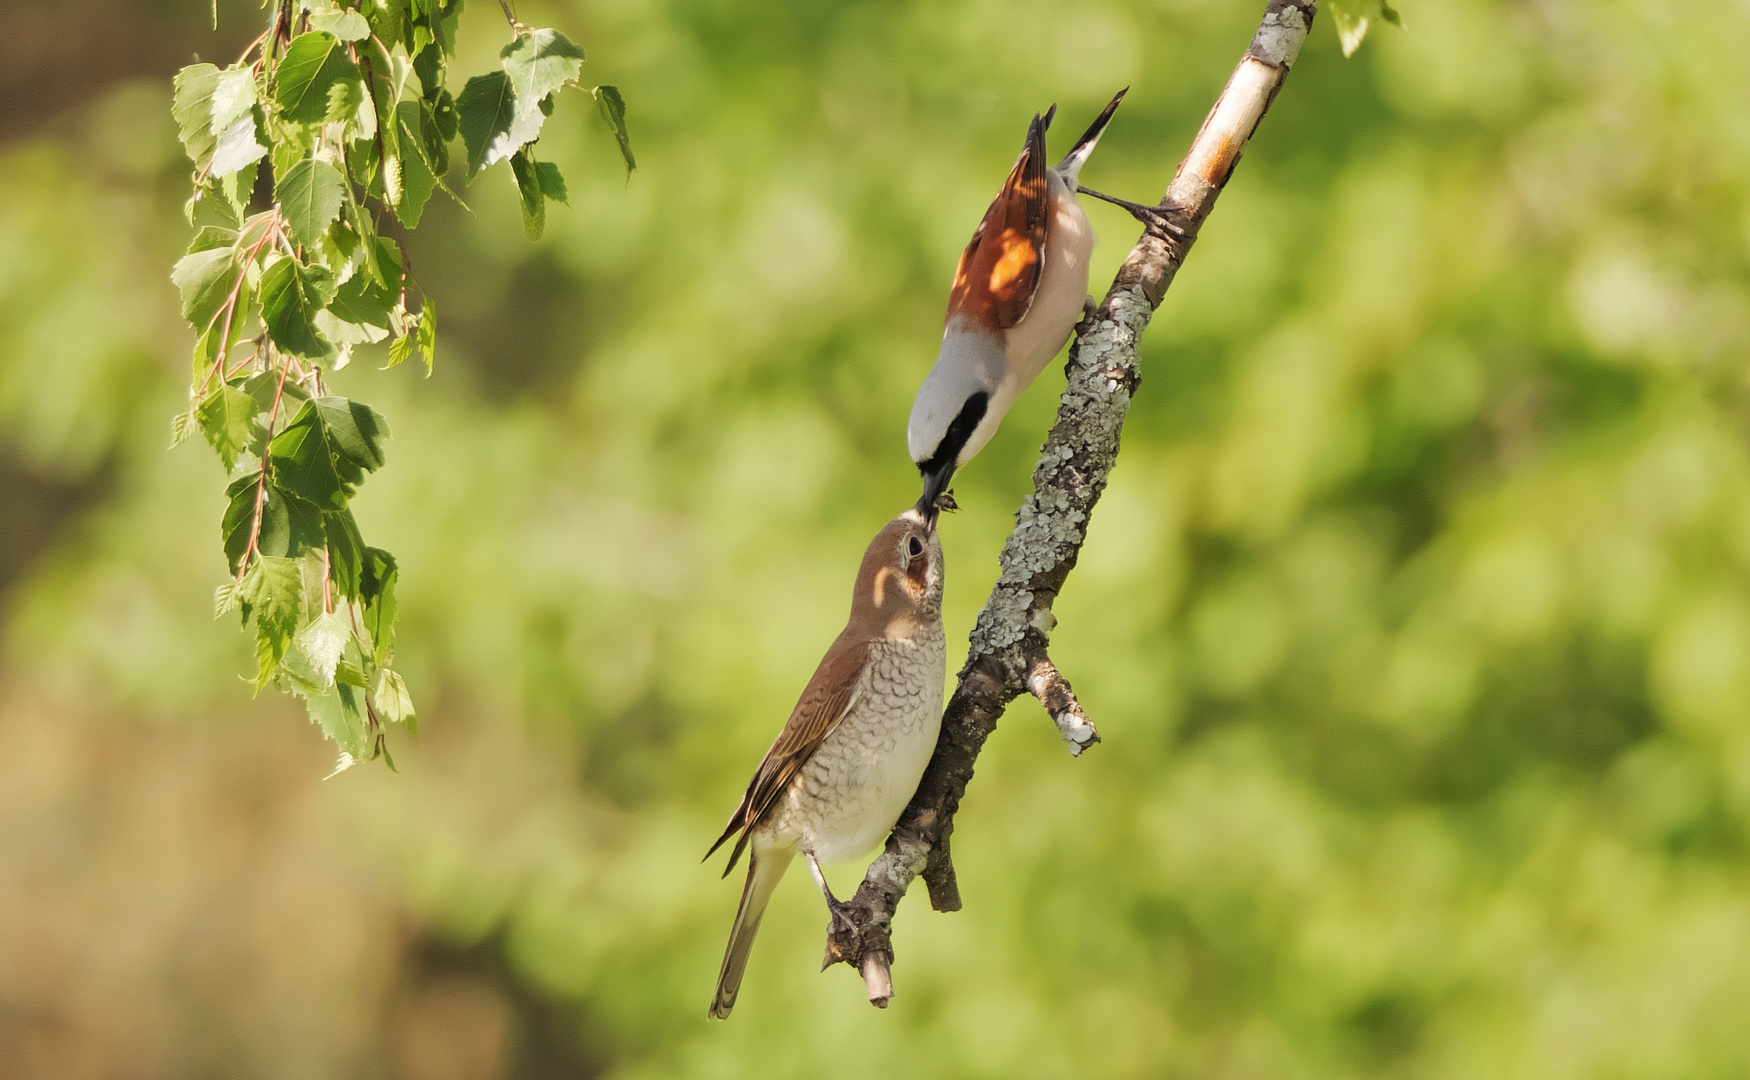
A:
705 509 946 1019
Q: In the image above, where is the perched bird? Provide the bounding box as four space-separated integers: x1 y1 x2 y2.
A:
908 88 1129 518
705 509 946 1020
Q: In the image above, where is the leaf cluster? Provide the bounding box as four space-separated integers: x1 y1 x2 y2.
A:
168 0 632 770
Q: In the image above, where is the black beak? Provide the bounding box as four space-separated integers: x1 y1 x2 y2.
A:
914 461 958 527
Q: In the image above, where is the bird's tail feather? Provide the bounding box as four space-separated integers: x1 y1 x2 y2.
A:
1055 87 1129 187
709 845 795 1020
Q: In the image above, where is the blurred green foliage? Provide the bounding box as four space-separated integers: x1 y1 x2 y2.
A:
3 0 1750 1076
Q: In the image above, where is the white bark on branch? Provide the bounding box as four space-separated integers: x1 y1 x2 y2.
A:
822 0 1321 1002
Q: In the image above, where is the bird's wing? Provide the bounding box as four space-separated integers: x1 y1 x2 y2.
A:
946 111 1052 333
706 636 871 876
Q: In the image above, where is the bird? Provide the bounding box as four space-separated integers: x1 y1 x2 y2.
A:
705 508 946 1020
907 88 1128 520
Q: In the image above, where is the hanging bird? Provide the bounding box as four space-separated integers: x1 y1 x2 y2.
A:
705 509 946 1020
907 88 1128 519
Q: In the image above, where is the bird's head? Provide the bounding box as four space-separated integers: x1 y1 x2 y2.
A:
852 508 944 636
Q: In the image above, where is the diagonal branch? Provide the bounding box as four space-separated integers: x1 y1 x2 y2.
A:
821 0 1322 1006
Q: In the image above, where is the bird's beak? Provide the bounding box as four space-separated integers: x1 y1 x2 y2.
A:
915 462 958 527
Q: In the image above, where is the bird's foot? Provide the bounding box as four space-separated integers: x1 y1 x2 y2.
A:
1078 186 1191 242
825 896 858 941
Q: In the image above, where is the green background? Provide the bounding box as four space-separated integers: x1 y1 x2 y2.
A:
4 0 1750 1075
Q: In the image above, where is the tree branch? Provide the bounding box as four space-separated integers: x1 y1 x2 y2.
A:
821 0 1321 1005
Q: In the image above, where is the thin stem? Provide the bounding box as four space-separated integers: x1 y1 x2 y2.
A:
237 347 293 580
194 217 281 401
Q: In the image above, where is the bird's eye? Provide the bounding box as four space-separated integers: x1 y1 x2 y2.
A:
908 537 924 559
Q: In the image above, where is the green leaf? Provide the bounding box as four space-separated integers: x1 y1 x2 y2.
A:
510 148 546 240
366 0 409 50
274 32 362 124
500 28 586 117
241 368 310 416
427 87 458 145
324 509 366 600
172 63 222 164
392 101 438 228
271 488 329 560
214 577 244 619
210 66 259 131
326 75 369 130
335 635 370 690
218 160 259 216
593 85 635 174
361 546 399 666
268 397 388 510
412 39 440 87
295 677 371 757
535 160 568 206
260 257 337 360
314 396 391 472
309 8 371 41
415 295 437 374
171 247 240 330
363 47 404 201
386 325 415 370
187 181 243 229
367 234 403 295
241 555 304 689
372 667 416 728
197 384 262 470
270 403 349 510
222 473 262 572
329 238 399 329
276 158 347 247
328 279 393 331
268 113 315 185
456 70 518 175
187 225 238 253
224 472 329 572
209 113 268 178
191 323 222 382
286 610 351 690
170 409 198 450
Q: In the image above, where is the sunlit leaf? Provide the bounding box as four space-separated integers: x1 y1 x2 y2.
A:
276 158 346 247
171 247 239 330
309 8 371 41
240 554 304 689
274 32 361 124
172 63 222 164
501 28 585 117
415 295 436 374
196 383 261 470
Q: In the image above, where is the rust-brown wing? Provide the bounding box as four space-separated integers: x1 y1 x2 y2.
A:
706 636 870 876
946 111 1051 333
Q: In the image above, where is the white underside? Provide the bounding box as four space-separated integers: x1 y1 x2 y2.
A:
907 170 1096 469
758 632 946 864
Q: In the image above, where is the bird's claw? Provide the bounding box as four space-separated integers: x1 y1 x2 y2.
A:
1078 186 1191 243
825 896 857 939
